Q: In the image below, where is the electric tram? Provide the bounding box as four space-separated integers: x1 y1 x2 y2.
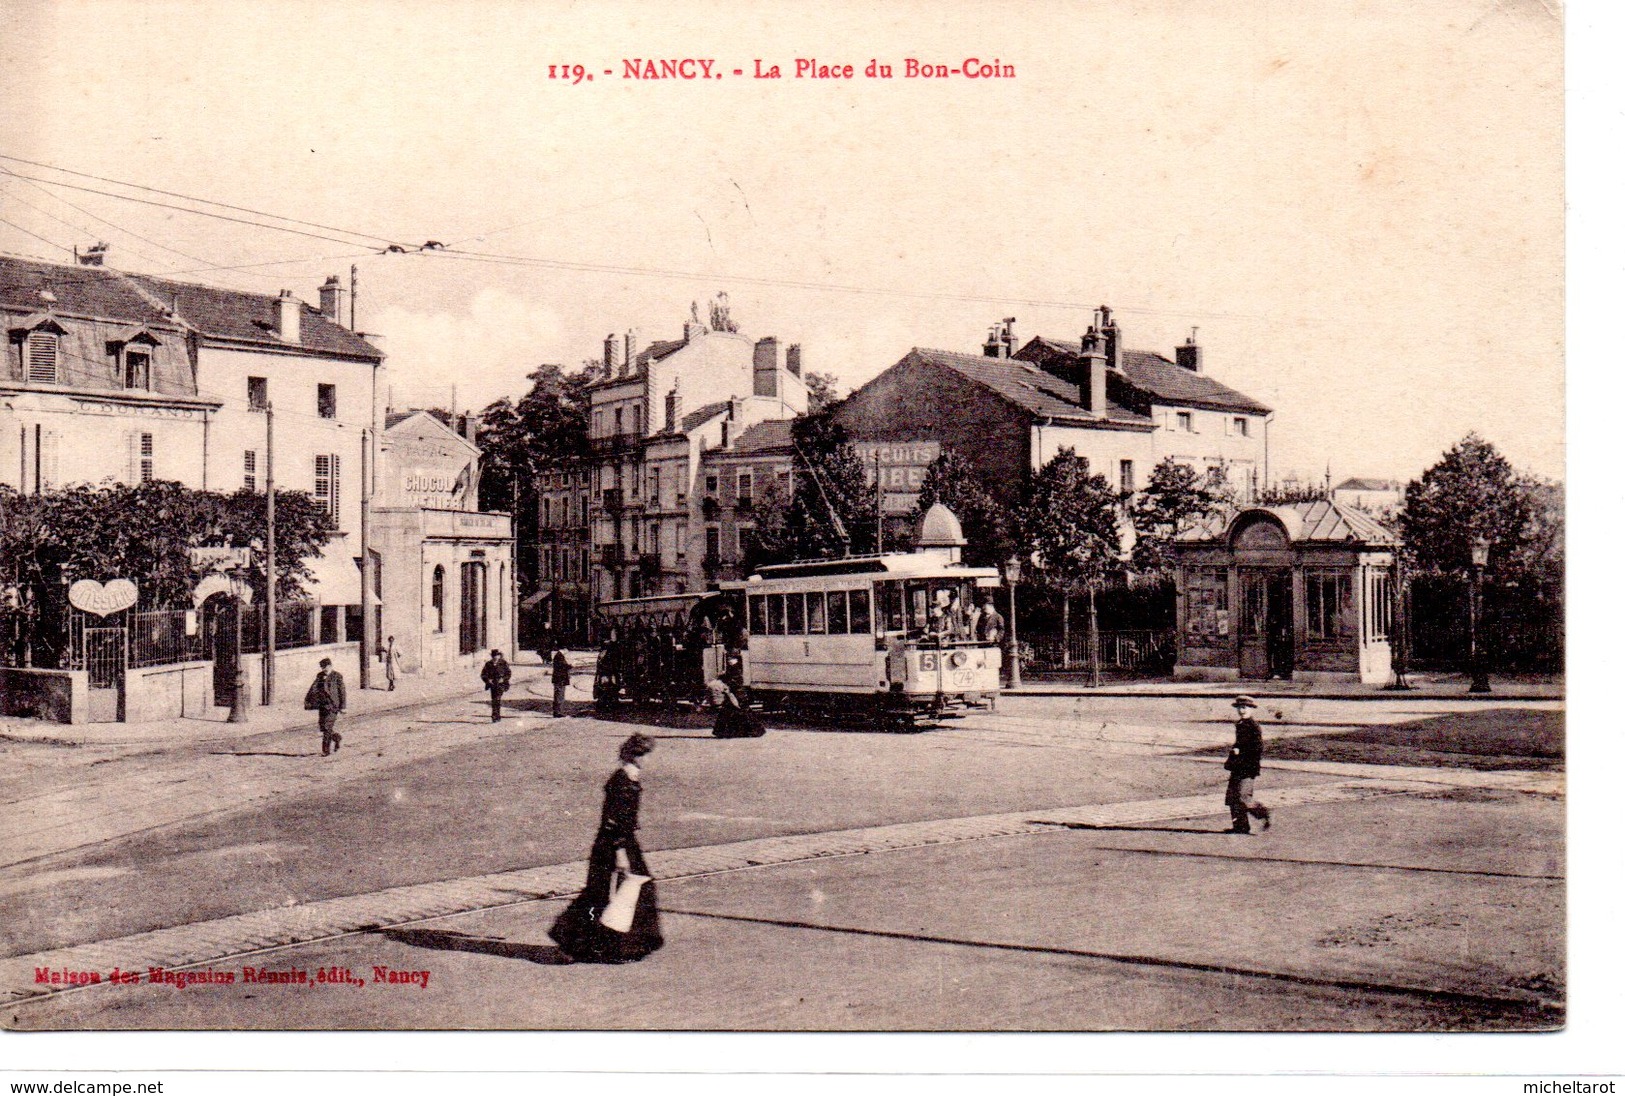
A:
592 547 1004 730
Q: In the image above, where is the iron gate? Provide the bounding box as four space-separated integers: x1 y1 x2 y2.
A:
83 626 127 722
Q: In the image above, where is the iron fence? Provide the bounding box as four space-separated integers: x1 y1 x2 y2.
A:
240 601 318 653
128 608 204 668
1025 628 1177 675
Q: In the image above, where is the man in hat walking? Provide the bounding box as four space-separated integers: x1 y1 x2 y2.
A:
1224 695 1271 834
305 657 347 756
481 648 512 722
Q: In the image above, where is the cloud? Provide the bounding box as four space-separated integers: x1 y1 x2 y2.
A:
373 288 565 412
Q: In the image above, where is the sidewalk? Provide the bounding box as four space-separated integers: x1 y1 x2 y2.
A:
1010 671 1563 702
0 651 577 748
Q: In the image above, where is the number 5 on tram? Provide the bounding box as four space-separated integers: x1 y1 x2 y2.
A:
723 552 1004 730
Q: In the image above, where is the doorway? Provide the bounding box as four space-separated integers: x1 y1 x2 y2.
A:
1238 569 1293 680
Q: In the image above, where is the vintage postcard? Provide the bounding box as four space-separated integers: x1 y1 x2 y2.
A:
0 0 1578 1066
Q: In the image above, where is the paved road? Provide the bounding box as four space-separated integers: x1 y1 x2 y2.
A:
0 685 1563 1030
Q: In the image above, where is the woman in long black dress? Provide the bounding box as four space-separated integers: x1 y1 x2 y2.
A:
549 734 664 963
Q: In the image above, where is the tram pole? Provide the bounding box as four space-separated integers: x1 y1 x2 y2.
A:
262 402 276 705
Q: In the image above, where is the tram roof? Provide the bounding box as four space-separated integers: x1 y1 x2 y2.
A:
595 591 714 619
726 552 1002 584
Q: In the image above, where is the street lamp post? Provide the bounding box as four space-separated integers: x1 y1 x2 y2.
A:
1003 555 1022 689
1468 535 1492 694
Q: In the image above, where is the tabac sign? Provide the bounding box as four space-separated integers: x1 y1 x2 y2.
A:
381 412 479 511
852 441 941 515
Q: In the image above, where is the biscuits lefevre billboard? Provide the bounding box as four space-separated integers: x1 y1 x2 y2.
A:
853 441 941 515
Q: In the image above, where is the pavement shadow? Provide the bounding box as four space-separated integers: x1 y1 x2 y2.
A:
1185 708 1564 772
367 926 573 966
1034 821 1228 836
205 750 308 758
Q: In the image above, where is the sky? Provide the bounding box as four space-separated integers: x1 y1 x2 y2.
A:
0 0 1564 487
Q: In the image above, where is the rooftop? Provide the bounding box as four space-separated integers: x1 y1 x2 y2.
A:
0 254 382 361
1178 499 1399 546
900 346 1153 426
1333 477 1402 493
1018 336 1271 416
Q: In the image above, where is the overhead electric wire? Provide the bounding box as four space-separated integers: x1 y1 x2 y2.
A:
1 168 217 270
0 215 72 257
0 153 404 249
1 181 187 273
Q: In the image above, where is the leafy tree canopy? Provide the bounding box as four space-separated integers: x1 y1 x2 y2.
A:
749 413 878 565
0 481 336 606
1400 433 1545 576
1020 448 1125 593
1128 457 1229 576
910 448 1013 567
803 371 840 414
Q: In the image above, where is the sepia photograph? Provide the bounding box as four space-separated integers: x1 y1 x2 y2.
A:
0 0 1587 1068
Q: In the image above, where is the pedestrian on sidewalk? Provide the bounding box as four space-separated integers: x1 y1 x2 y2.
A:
1224 694 1271 834
549 734 664 964
304 657 347 757
552 648 572 717
380 635 398 691
481 648 512 722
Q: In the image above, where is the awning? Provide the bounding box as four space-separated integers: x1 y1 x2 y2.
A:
302 545 362 606
520 589 553 611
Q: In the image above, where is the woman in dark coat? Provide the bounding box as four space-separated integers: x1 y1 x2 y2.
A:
711 653 765 738
549 734 664 963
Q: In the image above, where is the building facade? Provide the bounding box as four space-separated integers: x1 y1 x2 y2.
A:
375 410 515 676
533 309 808 638
834 310 1273 518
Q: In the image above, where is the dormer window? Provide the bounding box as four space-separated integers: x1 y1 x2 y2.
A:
26 331 58 383
124 350 151 390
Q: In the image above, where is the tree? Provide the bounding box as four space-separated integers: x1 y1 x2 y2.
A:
804 371 840 414
477 364 592 595
0 481 336 666
1128 457 1229 577
910 449 1012 566
746 413 878 566
1398 434 1563 672
1020 449 1126 676
1400 434 1534 576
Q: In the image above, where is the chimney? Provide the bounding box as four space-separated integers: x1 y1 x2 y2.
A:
665 385 682 432
1099 305 1121 371
1176 327 1203 372
753 336 780 397
603 334 622 373
623 329 637 377
462 412 479 444
1080 324 1108 416
275 290 301 343
785 343 802 377
982 317 1016 358
319 276 344 326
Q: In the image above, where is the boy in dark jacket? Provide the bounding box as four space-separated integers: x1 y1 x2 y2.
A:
1224 695 1272 834
481 649 512 722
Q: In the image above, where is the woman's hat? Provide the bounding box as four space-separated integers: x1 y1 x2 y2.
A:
619 733 656 760
1232 694 1258 709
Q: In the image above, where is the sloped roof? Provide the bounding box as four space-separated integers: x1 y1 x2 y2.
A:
680 400 730 433
728 419 795 454
1178 499 1399 546
0 254 382 360
1333 477 1401 492
1019 336 1270 415
902 347 1153 427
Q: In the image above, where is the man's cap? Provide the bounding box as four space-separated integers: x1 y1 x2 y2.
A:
1232 694 1257 709
319 658 332 668
491 649 502 657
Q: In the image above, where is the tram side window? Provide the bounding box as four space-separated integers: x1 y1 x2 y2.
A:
827 590 848 634
909 584 931 633
849 588 871 634
749 595 767 636
806 591 826 634
877 582 906 633
767 593 786 635
787 592 806 635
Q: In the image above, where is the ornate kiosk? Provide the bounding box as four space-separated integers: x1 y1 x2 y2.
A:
1172 500 1398 684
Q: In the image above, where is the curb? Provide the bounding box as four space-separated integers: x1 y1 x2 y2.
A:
1006 688 1561 702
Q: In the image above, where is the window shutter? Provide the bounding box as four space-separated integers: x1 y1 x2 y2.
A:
126 432 140 484
26 332 57 383
331 454 341 520
41 430 60 489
